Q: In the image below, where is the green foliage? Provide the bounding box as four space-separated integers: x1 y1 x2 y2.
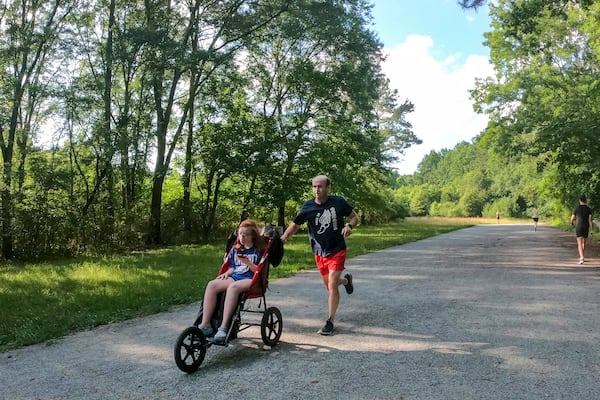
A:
429 201 464 217
409 184 438 216
412 142 479 186
352 173 410 224
460 188 487 217
240 0 398 228
0 0 426 259
396 135 553 219
6 0 600 263
473 0 600 212
482 196 520 218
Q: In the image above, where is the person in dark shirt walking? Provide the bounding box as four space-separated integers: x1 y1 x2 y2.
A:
570 195 593 265
281 175 359 335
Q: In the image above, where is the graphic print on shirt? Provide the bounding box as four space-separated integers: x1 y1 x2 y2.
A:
229 249 262 280
315 207 339 235
232 251 259 274
233 258 250 274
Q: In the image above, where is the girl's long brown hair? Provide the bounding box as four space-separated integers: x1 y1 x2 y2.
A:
234 219 265 252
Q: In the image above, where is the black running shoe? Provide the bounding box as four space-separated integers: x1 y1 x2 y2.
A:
343 273 353 294
318 320 334 335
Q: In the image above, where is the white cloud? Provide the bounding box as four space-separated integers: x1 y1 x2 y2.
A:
381 34 494 175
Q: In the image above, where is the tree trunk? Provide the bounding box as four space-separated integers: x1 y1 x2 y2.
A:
148 174 165 245
200 171 215 241
207 177 224 238
182 125 193 234
277 205 286 228
103 0 116 237
0 113 17 259
1 161 13 259
278 157 296 227
240 174 257 222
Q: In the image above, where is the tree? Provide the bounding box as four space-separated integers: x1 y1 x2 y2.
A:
143 0 287 245
0 0 424 257
472 0 600 209
375 86 421 168
0 0 79 259
193 81 265 239
409 184 438 216
459 0 487 10
244 0 414 226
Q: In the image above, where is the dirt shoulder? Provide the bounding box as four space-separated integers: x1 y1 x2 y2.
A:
2 224 600 400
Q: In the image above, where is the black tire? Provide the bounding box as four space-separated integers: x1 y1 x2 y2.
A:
174 326 207 373
260 306 283 346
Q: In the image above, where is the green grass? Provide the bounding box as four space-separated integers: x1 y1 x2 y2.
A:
0 218 472 352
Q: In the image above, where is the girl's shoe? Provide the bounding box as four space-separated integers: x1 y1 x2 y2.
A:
213 327 228 342
198 326 214 336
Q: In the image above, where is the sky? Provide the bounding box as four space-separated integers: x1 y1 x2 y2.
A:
370 0 495 174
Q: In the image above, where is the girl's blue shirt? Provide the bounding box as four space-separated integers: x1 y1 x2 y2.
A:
228 247 262 280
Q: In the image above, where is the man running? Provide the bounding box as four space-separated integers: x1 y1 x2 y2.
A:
281 175 359 335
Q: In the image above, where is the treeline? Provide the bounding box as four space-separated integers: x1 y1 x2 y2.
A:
0 0 421 260
6 0 598 260
397 0 600 220
394 141 545 219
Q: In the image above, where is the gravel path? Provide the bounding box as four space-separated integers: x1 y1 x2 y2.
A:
2 224 600 400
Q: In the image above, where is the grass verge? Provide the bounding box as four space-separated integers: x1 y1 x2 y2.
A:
0 218 473 352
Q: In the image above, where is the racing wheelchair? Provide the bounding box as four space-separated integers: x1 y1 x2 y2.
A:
174 228 284 373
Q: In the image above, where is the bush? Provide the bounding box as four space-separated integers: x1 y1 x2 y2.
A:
483 196 519 218
430 201 466 217
459 189 486 217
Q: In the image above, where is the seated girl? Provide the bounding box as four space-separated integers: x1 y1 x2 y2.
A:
198 219 265 342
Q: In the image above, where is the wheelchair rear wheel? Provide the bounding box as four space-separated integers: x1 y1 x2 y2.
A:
260 306 283 346
174 326 207 373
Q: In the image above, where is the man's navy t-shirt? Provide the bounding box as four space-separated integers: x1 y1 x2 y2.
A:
293 195 353 257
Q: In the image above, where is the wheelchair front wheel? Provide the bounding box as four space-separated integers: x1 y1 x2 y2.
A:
260 306 283 346
174 326 207 373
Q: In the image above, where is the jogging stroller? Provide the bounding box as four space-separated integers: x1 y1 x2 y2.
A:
174 227 284 373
